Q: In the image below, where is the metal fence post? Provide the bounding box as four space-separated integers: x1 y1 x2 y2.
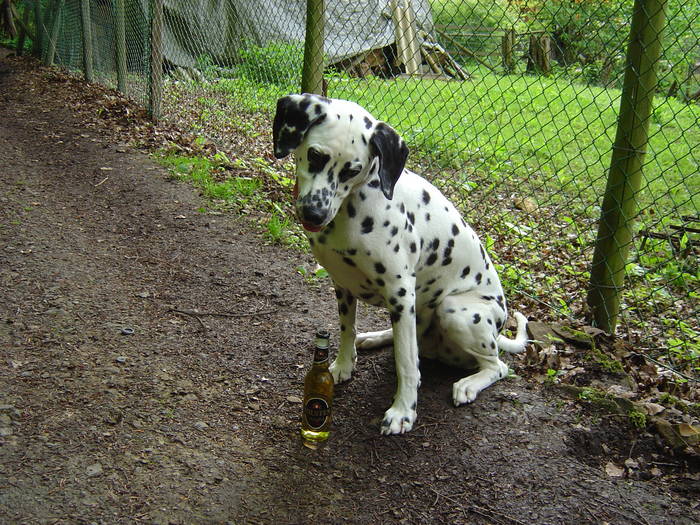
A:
114 0 127 94
301 0 324 95
80 0 93 82
33 0 45 58
45 0 65 66
149 0 163 122
587 0 668 332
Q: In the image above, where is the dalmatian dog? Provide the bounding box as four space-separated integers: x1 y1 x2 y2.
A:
273 94 529 435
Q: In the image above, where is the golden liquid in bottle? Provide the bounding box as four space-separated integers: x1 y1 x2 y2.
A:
301 330 334 448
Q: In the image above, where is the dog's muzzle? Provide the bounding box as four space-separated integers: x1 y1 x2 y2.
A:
293 179 327 233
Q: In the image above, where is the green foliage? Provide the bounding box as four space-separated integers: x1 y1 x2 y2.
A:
263 212 293 244
157 152 261 205
296 265 330 285
627 409 648 430
237 41 304 88
431 0 520 28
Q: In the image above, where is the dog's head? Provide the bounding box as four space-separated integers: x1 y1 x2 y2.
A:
273 94 408 232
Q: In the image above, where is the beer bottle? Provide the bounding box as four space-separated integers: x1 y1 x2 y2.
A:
301 329 334 448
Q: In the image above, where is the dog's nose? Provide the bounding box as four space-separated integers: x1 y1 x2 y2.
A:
300 206 326 227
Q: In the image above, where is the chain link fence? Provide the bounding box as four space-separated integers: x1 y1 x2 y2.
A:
5 0 699 377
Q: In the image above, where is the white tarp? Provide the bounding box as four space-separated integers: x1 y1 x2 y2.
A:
150 0 433 68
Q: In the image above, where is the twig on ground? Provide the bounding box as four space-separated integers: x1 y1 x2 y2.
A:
169 308 206 332
168 307 277 319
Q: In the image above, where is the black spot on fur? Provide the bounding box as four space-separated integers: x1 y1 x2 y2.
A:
426 253 438 266
461 266 471 278
361 217 374 234
473 313 481 324
475 272 482 284
347 201 356 218
452 224 460 236
410 242 417 253
398 288 407 297
364 116 372 129
339 161 360 183
375 262 387 274
422 190 431 205
343 257 356 267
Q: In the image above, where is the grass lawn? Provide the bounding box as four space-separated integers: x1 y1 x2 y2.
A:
328 70 700 221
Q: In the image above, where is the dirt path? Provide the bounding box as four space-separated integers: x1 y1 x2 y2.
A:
1 53 698 525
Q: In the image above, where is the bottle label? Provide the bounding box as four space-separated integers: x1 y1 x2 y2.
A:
303 397 330 429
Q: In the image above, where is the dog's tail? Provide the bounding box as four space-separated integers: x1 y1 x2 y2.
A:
497 312 529 354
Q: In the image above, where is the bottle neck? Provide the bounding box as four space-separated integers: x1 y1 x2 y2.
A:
313 345 329 364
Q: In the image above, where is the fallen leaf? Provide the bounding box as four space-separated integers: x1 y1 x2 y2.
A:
605 462 624 478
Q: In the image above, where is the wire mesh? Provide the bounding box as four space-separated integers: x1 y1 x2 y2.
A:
6 0 698 375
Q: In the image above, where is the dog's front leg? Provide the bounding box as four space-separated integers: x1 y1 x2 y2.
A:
381 300 420 435
329 285 357 384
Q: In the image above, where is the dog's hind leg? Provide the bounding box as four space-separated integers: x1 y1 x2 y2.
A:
356 328 393 350
436 294 522 406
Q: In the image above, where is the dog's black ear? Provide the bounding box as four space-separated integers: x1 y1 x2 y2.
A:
273 94 328 158
369 122 409 200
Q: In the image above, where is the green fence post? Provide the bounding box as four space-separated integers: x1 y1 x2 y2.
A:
301 0 325 95
114 0 127 94
17 2 31 56
45 0 65 66
80 0 94 82
149 0 163 122
33 0 45 58
587 0 668 332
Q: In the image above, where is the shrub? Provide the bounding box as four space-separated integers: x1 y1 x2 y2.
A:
237 41 304 88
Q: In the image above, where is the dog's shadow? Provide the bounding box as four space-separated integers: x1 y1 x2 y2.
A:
342 345 478 407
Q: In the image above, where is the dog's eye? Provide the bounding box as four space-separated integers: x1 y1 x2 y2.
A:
308 148 324 162
307 148 330 173
339 165 362 183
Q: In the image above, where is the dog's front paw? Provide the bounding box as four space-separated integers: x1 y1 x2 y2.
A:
329 358 354 383
452 378 480 406
380 405 417 435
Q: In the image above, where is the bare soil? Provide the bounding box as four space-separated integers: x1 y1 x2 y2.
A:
1 52 698 525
